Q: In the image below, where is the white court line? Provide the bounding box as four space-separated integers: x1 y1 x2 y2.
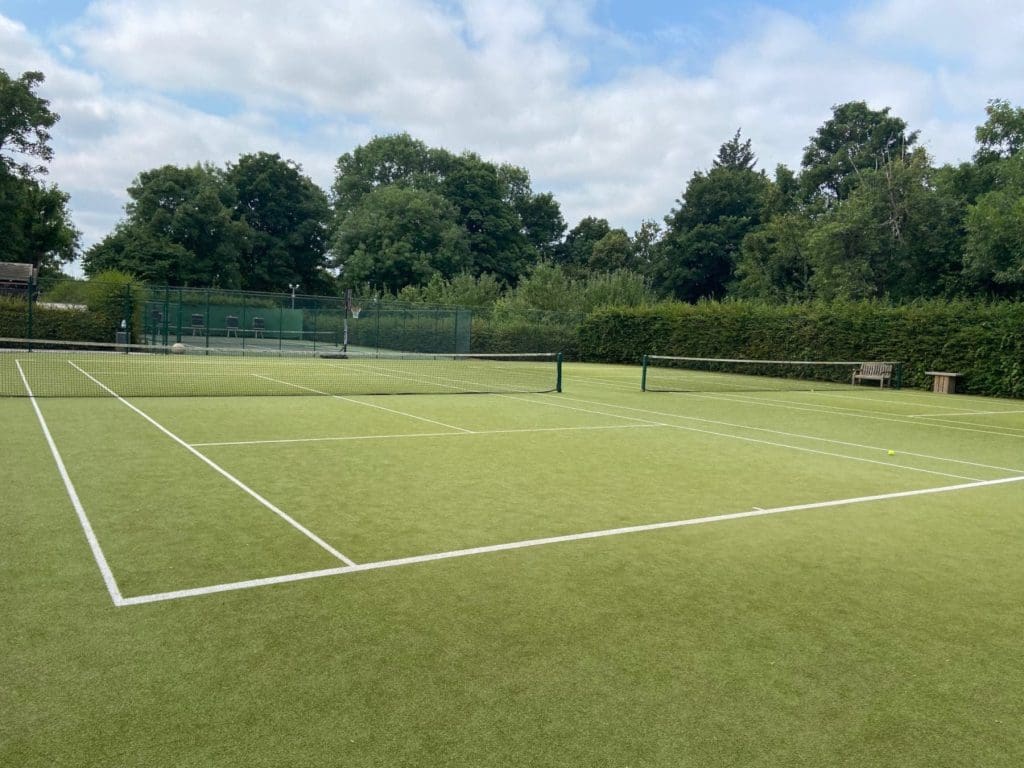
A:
253 374 473 433
500 394 984 482
16 361 127 607
68 362 356 567
538 394 1024 475
118 473 1024 606
191 423 660 448
685 390 1024 440
907 409 1024 418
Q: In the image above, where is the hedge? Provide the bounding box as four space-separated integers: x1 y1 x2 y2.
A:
0 297 111 342
579 300 1024 399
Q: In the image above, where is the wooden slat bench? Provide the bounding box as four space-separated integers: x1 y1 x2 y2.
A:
852 362 893 388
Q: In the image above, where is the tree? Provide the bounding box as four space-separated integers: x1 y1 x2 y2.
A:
84 164 248 287
332 137 553 288
331 133 442 217
800 101 918 201
332 185 469 290
495 163 566 260
588 229 633 272
655 134 770 301
441 154 533 283
0 69 78 271
804 150 961 300
0 69 58 179
734 213 813 301
630 219 662 275
226 152 333 294
713 129 757 171
974 99 1024 164
0 171 78 271
558 216 612 271
962 152 1024 297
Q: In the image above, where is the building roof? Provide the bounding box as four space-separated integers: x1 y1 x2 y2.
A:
0 262 37 283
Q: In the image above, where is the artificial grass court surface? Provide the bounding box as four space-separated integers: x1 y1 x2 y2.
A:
2 362 1022 767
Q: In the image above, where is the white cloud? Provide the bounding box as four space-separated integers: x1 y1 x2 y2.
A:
2 0 1019 267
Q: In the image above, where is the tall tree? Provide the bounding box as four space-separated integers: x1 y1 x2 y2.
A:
440 154 533 283
713 129 757 171
0 68 78 270
734 213 813 301
800 101 918 201
804 150 961 300
587 229 633 272
974 99 1024 164
558 216 612 271
962 152 1024 297
332 185 469 290
0 171 78 270
226 152 333 293
84 164 247 287
332 133 442 217
655 133 770 301
0 69 58 179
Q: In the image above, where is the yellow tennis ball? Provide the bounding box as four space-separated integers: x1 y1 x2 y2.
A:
887 449 895 456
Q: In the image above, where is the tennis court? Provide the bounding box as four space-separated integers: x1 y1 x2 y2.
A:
3 351 1023 766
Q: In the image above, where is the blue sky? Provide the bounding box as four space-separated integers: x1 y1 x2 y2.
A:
1 0 1022 270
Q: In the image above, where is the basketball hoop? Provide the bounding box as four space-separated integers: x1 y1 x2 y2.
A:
351 306 362 319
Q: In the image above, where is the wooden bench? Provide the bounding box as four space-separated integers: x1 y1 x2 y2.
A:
925 371 961 394
852 362 893 388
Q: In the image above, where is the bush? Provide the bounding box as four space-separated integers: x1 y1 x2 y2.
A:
579 299 1024 398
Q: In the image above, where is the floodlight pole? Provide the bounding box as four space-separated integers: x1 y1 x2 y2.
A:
288 283 299 310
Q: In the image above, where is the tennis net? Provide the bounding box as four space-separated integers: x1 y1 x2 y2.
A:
1 338 562 397
641 355 900 392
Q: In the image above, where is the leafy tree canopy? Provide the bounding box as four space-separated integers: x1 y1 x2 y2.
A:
800 101 918 201
0 69 58 179
226 152 333 294
974 99 1024 164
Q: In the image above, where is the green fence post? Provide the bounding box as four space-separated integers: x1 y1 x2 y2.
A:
26 274 35 350
123 284 134 342
175 287 183 343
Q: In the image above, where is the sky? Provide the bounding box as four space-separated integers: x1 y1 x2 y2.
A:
2 0 1023 272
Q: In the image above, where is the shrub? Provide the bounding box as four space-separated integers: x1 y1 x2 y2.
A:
579 299 1024 398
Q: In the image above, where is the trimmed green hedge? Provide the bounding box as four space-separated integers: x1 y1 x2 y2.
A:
0 297 111 342
579 300 1024 398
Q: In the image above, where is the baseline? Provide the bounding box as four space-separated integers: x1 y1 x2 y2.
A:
119 474 1024 607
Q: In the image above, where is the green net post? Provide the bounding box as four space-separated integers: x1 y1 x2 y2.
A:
641 354 648 391
556 352 563 393
893 362 902 390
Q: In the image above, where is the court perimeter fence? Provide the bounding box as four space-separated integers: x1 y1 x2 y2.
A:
0 278 584 357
